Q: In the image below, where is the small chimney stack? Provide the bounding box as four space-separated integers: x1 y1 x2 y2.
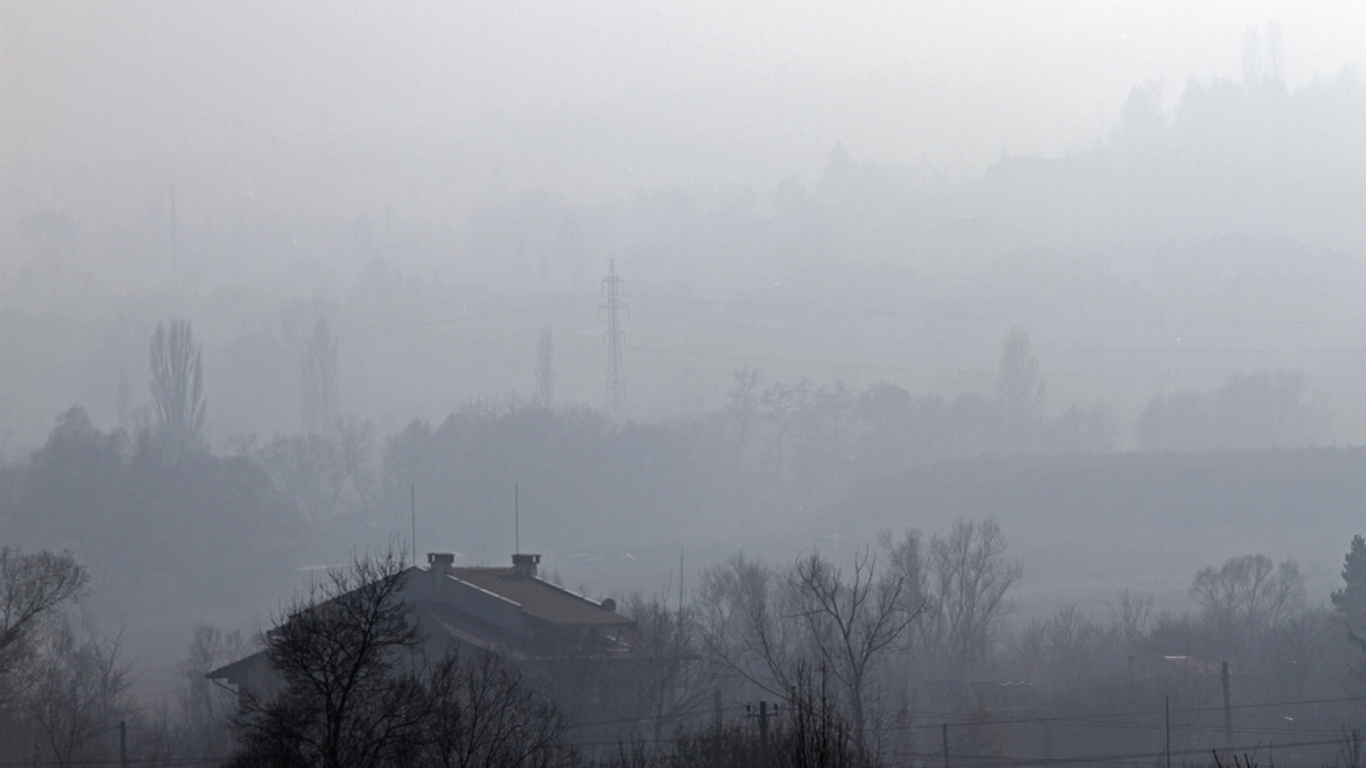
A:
427 552 455 578
512 553 540 579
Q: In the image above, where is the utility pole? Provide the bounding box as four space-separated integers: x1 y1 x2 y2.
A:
120 720 128 768
410 483 416 559
1165 695 1171 768
600 259 627 420
942 723 950 768
758 700 769 758
1222 661 1233 749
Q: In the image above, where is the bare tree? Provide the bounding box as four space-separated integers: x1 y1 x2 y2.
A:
149 317 206 448
179 624 249 760
336 415 377 514
231 551 576 768
0 548 88 706
536 325 555 409
1106 589 1153 651
790 546 924 750
922 520 1022 678
879 530 929 620
26 625 132 768
781 661 862 768
233 550 425 768
1191 554 1305 634
620 592 710 744
607 661 861 768
697 553 805 700
302 318 340 435
995 326 1044 452
418 649 576 768
727 367 762 457
699 542 924 754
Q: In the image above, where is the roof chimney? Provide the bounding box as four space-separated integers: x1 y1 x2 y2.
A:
427 552 455 577
511 553 540 579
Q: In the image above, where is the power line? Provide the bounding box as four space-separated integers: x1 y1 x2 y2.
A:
938 736 1345 768
625 344 1366 383
339 297 585 340
642 258 1366 288
624 319 1366 357
208 297 588 355
24 694 1358 767
869 692 1366 733
637 293 1366 327
565 691 1366 735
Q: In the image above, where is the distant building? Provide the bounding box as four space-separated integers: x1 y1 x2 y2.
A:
209 552 687 739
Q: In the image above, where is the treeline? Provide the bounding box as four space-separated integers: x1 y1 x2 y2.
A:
653 539 1354 766
6 535 1358 766
10 66 1366 457
0 319 1340 622
1136 370 1330 452
0 405 298 616
0 548 183 764
0 316 1354 765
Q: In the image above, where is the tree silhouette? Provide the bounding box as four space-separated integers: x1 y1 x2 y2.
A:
231 552 575 768
1333 535 1366 627
1191 554 1304 636
923 520 1023 678
301 318 339 435
0 548 88 706
233 551 423 768
536 325 555 409
791 546 922 750
149 317 205 448
995 326 1044 452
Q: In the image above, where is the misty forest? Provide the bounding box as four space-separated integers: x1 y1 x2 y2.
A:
7 4 1366 767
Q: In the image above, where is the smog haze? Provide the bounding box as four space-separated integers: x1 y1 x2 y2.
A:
6 3 1366 763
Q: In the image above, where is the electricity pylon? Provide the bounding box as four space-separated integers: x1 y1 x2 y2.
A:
600 259 627 419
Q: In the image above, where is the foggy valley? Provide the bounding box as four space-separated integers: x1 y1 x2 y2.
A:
5 3 1366 766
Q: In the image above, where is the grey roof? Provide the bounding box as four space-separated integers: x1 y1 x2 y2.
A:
448 567 634 627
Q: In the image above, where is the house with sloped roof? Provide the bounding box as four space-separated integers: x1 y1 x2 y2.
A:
208 552 690 736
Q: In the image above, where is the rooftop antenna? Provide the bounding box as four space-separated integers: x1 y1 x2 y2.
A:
514 482 520 555
680 547 685 613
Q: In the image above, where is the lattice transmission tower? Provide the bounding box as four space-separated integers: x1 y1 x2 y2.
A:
600 259 628 419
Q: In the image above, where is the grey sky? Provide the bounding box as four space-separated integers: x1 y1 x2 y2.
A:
5 1 1364 208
